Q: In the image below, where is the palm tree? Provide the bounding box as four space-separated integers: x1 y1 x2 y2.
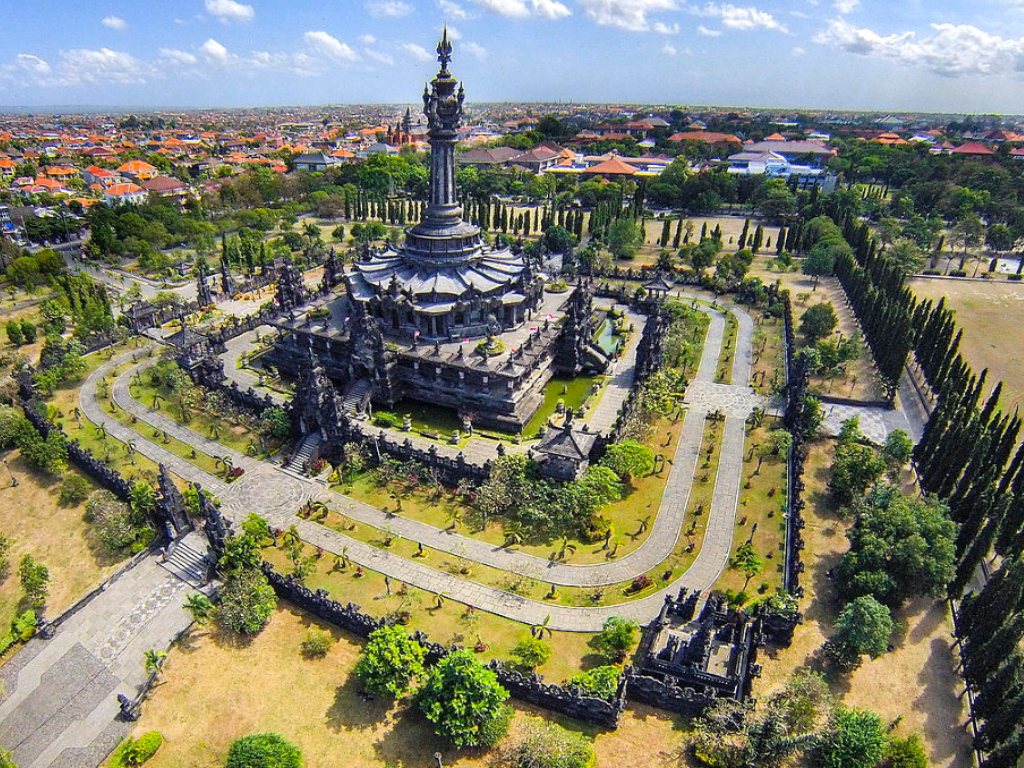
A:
126 440 137 456
151 393 163 411
97 422 108 442
216 455 233 478
634 515 651 537
185 593 214 625
282 525 301 549
309 500 329 519
434 591 448 609
445 507 463 531
502 521 525 548
556 536 577 561
144 649 167 679
532 615 553 639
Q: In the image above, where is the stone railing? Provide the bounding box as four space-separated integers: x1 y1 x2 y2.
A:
262 567 628 728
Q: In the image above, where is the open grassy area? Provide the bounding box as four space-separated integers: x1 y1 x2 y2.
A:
714 419 789 602
124 603 690 768
0 450 124 659
750 259 884 402
754 440 972 768
909 276 1024 411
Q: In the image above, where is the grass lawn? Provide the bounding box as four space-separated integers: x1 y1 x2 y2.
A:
754 441 972 768
124 603 691 768
0 450 124 659
716 419 789 600
908 276 1024 411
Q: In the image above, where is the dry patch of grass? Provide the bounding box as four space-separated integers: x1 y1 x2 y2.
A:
129 604 689 768
754 441 972 768
909 276 1024 411
0 451 124 635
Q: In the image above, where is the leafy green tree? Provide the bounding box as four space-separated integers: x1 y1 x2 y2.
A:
836 486 955 605
827 596 893 669
19 320 36 344
355 625 426 698
509 636 551 670
185 593 215 625
606 218 643 259
58 474 90 506
881 429 913 477
259 407 292 440
731 541 764 589
569 665 621 701
216 567 277 636
0 406 32 450
802 238 849 288
4 320 22 347
591 616 639 662
888 239 925 278
817 707 886 768
415 649 511 748
219 533 263 573
828 442 886 507
225 732 302 768
800 302 838 343
498 717 595 768
129 481 156 516
18 554 50 607
883 733 928 768
599 440 655 481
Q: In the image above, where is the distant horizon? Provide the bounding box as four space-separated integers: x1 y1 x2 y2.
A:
0 100 1015 120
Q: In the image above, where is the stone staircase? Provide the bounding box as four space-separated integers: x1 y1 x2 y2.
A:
159 533 209 588
342 377 372 417
284 430 322 475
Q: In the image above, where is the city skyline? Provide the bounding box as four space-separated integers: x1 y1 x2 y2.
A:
2 0 1024 114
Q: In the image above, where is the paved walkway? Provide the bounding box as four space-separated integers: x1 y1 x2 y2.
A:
0 558 198 768
80 294 763 631
586 306 647 434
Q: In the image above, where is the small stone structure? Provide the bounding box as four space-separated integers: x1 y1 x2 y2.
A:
531 411 598 480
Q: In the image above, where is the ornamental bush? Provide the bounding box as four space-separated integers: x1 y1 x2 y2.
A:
216 568 277 636
509 636 551 670
225 732 302 768
569 665 621 701
415 649 510 748
591 616 639 663
355 625 425 698
498 718 595 768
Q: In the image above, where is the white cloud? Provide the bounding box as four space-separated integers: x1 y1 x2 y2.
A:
365 48 395 65
792 45 806 55
359 34 377 44
814 19 1024 77
577 0 677 32
653 20 680 33
204 0 254 23
304 30 358 62
833 0 858 13
439 0 470 18
366 0 414 16
662 43 677 55
16 54 51 75
59 48 148 85
200 38 230 61
533 0 571 19
401 42 435 62
697 24 721 36
473 0 570 19
693 3 787 33
463 41 488 59
446 25 463 38
158 48 199 65
101 15 127 30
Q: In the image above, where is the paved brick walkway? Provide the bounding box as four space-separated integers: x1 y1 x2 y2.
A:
81 293 763 631
0 557 198 768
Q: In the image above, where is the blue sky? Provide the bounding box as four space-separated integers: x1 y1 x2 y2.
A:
2 0 1024 112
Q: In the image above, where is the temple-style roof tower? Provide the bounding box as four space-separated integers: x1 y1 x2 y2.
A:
196 258 214 307
345 30 543 342
220 254 235 297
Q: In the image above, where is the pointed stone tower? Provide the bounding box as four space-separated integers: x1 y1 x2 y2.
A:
196 258 214 307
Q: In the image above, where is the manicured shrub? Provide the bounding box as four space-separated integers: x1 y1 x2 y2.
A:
416 649 510 748
301 628 333 658
498 717 595 768
509 636 551 670
216 568 277 636
591 616 639 662
59 474 90 506
225 732 302 768
355 625 425 698
568 665 621 701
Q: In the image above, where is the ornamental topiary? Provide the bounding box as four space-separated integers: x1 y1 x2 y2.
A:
225 732 302 768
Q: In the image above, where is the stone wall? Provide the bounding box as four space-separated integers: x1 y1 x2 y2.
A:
262 567 628 728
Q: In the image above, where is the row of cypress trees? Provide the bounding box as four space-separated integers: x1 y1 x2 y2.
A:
785 198 1024 765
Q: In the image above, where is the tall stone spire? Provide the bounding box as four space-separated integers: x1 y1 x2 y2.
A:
420 27 466 229
196 257 214 307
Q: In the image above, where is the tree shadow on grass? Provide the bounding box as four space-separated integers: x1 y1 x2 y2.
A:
370 705 475 768
325 672 395 730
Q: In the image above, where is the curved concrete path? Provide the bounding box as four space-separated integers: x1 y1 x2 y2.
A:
81 297 763 631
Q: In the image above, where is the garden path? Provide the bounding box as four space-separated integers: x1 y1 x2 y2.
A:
78 295 764 631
